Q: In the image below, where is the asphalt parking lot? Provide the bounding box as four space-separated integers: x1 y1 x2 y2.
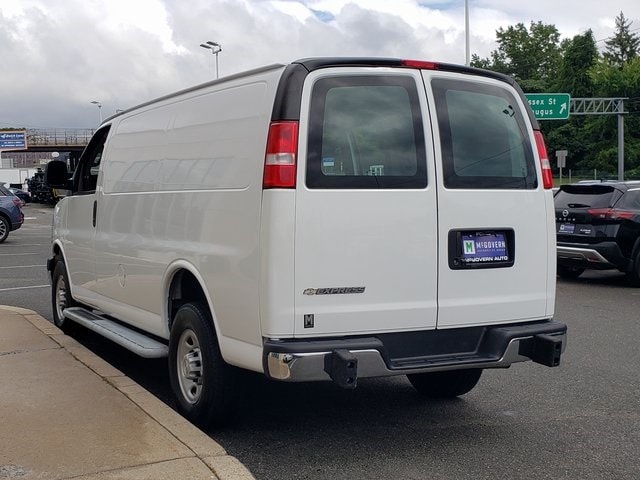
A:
2 204 639 480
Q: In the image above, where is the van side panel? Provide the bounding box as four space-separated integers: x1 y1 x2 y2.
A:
92 70 283 352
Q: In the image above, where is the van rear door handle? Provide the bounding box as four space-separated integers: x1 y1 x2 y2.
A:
92 200 97 227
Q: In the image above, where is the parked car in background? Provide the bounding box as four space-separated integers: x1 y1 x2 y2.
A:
8 187 31 204
555 181 640 285
0 184 24 243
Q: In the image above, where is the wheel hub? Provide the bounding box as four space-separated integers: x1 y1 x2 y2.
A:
176 329 204 404
182 350 203 383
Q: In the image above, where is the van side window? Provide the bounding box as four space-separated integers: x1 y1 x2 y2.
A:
432 79 537 189
306 75 427 189
75 126 110 193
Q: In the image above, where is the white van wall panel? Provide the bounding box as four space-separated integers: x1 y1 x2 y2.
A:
93 70 282 347
103 111 169 194
259 190 296 337
95 189 264 341
163 83 269 191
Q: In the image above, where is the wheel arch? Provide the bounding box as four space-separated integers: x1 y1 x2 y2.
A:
164 261 220 340
49 241 66 277
630 236 640 268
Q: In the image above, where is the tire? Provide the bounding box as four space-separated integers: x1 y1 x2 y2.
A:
51 259 78 333
168 302 240 428
0 216 9 243
626 252 640 287
407 369 482 399
557 264 585 279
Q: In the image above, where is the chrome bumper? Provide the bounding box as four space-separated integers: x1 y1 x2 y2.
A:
265 323 567 383
557 245 613 265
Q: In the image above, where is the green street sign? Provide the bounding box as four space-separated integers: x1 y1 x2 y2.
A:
525 93 571 120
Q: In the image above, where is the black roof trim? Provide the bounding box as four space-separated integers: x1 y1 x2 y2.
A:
272 57 539 128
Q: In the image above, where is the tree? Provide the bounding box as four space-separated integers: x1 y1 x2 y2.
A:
471 21 563 92
553 30 598 97
603 12 640 68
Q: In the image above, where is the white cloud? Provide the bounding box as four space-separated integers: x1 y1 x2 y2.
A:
0 0 638 128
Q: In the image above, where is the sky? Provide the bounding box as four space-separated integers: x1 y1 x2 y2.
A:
0 0 638 129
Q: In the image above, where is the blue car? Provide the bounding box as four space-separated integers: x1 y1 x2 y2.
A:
0 184 24 243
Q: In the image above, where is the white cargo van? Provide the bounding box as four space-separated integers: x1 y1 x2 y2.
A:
46 58 566 427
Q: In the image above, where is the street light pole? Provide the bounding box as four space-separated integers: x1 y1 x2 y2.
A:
199 41 222 79
465 0 470 66
90 100 103 124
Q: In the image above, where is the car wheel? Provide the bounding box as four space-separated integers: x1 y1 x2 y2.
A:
51 259 78 332
0 216 9 243
407 369 482 399
168 302 240 427
557 264 585 279
626 252 640 287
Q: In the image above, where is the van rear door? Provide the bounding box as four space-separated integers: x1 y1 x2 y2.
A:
425 72 553 328
293 68 438 337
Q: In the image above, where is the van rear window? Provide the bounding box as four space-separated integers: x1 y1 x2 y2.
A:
306 75 427 189
432 78 537 189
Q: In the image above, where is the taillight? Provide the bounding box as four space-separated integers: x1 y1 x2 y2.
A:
12 197 22 207
534 130 553 189
263 121 298 189
587 208 634 220
401 60 439 70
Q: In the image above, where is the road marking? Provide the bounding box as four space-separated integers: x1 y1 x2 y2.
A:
0 264 46 269
0 243 48 246
0 284 49 292
0 253 41 256
24 216 37 220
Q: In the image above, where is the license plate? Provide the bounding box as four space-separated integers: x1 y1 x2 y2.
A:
558 223 575 234
460 232 509 264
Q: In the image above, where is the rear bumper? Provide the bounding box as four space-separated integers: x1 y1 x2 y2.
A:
557 241 630 271
11 211 24 231
264 320 567 386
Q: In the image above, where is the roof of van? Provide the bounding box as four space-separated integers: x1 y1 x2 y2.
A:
103 57 537 129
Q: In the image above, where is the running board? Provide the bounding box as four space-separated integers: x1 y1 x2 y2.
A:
63 307 169 358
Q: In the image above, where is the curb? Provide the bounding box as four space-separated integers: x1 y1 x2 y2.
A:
0 305 255 480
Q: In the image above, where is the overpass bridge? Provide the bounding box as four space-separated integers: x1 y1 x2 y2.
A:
8 128 94 153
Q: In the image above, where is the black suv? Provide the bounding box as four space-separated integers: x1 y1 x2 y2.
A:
555 181 640 285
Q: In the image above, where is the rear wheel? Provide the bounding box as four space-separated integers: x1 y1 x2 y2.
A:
407 369 482 399
0 216 9 243
51 259 78 333
557 264 585 279
168 302 239 427
626 252 640 287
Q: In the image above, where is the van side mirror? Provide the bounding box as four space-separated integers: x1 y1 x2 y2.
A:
44 160 69 187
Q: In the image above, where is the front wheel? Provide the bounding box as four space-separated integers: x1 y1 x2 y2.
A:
168 302 239 428
407 369 482 399
51 259 77 333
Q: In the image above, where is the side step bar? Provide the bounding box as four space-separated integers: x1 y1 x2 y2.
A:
63 307 168 358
